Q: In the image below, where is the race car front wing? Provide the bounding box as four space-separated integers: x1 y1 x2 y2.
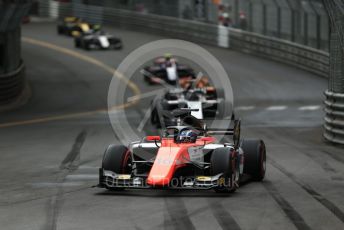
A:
98 168 231 190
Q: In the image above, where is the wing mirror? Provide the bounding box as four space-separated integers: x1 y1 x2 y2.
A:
146 136 161 141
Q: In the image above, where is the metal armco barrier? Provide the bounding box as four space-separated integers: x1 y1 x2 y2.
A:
0 62 25 104
229 28 329 77
103 9 219 47
324 91 344 145
37 1 329 78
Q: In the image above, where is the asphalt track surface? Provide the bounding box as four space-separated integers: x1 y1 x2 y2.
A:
0 21 344 230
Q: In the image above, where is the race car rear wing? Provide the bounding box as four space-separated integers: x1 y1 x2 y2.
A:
205 119 241 147
206 129 234 135
173 108 241 147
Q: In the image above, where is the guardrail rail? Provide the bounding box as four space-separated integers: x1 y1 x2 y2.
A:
37 1 330 78
324 91 344 145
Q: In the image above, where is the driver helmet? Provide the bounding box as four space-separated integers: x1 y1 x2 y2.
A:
176 129 198 143
93 24 101 30
164 53 172 61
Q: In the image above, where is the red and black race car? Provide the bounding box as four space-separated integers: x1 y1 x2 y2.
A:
98 111 266 193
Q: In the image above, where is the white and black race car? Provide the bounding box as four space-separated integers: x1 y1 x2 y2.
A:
151 86 225 128
74 31 122 50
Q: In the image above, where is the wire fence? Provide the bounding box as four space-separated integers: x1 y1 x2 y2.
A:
239 0 328 50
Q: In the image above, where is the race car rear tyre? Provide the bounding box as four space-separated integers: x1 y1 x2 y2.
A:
85 43 91 50
207 88 224 100
144 75 154 85
211 147 237 193
216 100 225 118
241 139 266 181
101 145 132 191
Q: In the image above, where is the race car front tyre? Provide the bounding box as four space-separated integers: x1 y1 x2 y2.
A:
144 75 154 85
211 147 237 193
241 139 266 181
57 26 64 35
101 145 132 190
67 29 74 37
111 42 123 50
74 39 81 48
84 42 91 50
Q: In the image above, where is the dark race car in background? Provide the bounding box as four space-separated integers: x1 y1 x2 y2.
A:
141 55 195 85
74 30 122 50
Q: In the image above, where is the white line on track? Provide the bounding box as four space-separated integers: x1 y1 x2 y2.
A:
266 106 287 111
298 105 321 111
235 106 255 111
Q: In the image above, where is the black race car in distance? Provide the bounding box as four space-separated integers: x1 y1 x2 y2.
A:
74 30 122 50
141 55 195 85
